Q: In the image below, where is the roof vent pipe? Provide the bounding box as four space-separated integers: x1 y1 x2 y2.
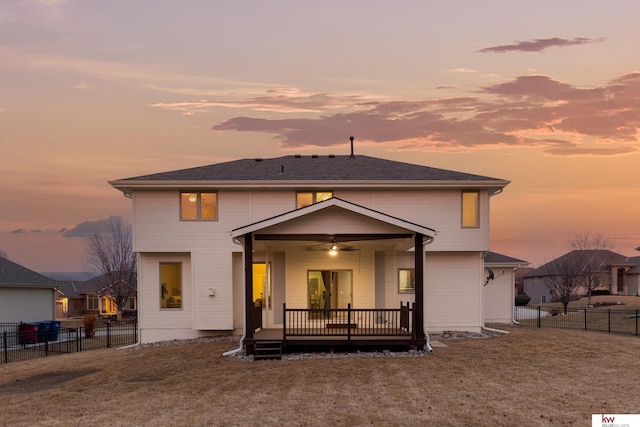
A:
349 136 355 158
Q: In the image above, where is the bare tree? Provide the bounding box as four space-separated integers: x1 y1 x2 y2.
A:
542 252 584 314
570 233 611 306
84 216 136 320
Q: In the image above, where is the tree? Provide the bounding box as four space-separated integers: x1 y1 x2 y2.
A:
542 252 583 314
570 233 611 306
84 216 136 320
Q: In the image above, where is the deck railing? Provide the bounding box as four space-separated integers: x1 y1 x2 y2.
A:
283 303 415 340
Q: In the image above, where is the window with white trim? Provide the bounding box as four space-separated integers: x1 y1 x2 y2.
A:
296 191 333 208
180 192 217 220
461 191 479 228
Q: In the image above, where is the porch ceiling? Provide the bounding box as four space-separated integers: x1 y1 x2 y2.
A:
247 233 416 252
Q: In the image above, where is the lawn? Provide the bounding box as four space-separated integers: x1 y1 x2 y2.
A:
532 295 640 311
1 327 638 426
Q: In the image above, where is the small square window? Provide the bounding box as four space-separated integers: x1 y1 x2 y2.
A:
399 269 415 293
296 191 333 208
181 192 217 220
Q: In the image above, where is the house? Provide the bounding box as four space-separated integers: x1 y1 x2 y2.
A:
0 257 58 324
110 153 511 352
627 256 640 296
483 252 529 324
523 250 639 304
57 273 137 318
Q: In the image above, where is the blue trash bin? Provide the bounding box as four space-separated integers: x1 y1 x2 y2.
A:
36 322 50 342
48 321 61 341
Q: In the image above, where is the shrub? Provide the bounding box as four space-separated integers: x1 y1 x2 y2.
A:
515 293 531 306
591 289 611 296
83 314 98 338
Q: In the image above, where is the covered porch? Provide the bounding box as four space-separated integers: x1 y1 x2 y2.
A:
231 198 436 355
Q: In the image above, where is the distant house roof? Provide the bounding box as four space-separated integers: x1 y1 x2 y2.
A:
110 154 509 194
524 250 636 278
625 256 640 275
484 251 529 266
57 273 137 298
0 257 58 289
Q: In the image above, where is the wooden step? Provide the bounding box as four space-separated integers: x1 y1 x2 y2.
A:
254 340 283 360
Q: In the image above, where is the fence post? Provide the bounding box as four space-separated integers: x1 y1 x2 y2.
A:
77 328 81 352
3 331 7 364
608 309 611 333
134 319 138 343
636 310 638 337
347 304 352 341
537 306 541 328
107 322 111 348
584 309 587 330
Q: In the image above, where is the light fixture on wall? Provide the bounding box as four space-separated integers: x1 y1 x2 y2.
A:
329 244 338 256
188 193 197 202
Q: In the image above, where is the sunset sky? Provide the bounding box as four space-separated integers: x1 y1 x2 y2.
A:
1 0 639 273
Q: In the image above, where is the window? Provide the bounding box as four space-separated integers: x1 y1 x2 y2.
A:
296 191 333 208
124 297 136 310
399 268 415 293
88 296 99 310
461 191 479 228
160 262 182 309
180 192 217 220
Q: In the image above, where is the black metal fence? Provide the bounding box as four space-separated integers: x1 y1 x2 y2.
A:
515 306 639 336
1 320 138 364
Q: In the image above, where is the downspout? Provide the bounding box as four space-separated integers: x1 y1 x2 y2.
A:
224 236 246 357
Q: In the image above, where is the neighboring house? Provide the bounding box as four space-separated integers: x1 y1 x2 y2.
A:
483 252 529 324
623 256 640 296
514 267 534 295
523 250 639 304
56 274 137 318
0 257 58 323
110 153 510 351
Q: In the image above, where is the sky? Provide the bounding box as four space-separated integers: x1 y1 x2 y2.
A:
1 0 639 273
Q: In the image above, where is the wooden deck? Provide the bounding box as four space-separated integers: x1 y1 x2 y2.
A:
244 304 426 353
245 328 425 350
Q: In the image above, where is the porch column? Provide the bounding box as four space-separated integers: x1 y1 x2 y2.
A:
414 233 426 347
244 232 254 341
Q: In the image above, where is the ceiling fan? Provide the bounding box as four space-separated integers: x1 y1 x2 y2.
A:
307 241 358 255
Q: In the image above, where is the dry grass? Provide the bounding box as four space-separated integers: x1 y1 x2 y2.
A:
1 327 639 426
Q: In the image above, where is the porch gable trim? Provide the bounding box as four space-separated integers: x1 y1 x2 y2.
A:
231 197 436 239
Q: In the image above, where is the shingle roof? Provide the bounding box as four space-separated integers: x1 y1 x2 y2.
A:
0 257 58 287
112 154 507 183
57 273 137 297
484 251 528 265
524 250 635 277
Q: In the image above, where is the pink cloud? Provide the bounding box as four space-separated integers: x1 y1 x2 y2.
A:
477 37 604 53
210 72 640 157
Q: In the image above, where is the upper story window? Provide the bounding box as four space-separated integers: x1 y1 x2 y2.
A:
461 191 479 228
296 191 333 209
181 192 217 220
